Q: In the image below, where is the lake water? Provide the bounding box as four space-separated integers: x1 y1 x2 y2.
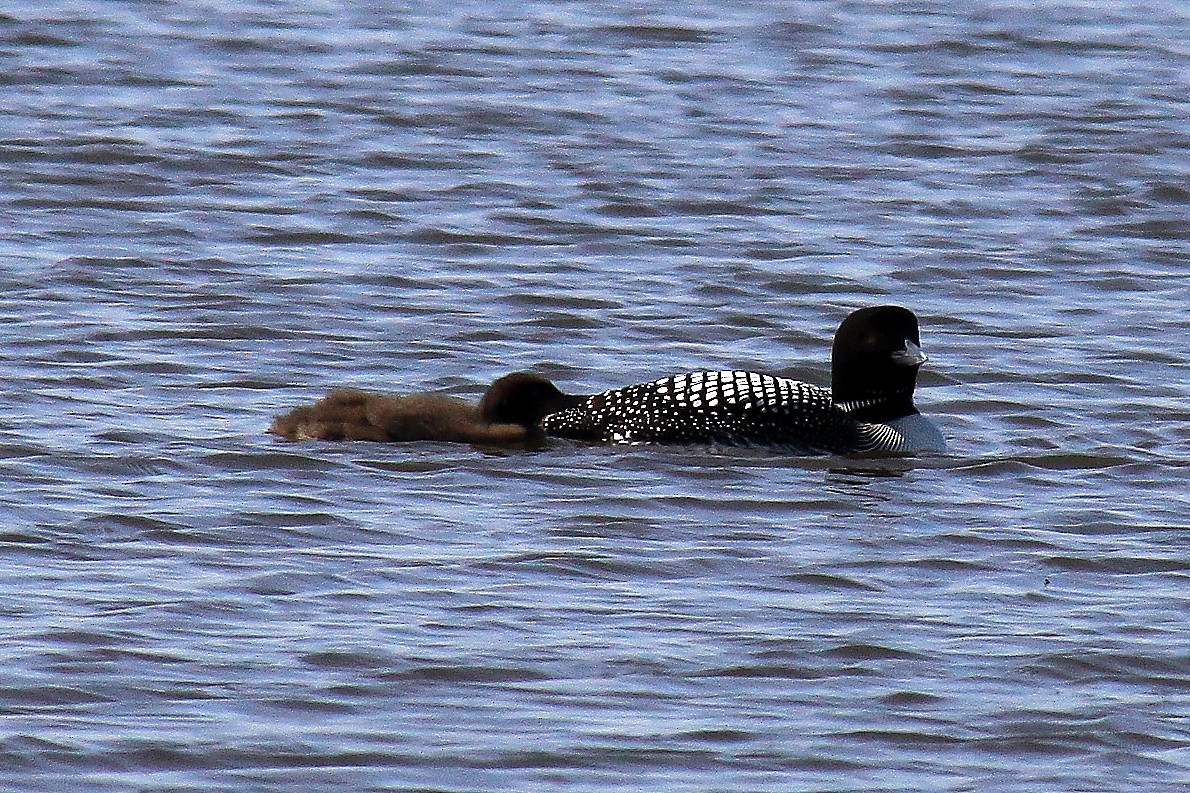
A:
1 1 1188 791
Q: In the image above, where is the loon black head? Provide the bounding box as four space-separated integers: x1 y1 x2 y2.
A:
831 305 928 422
478 372 585 426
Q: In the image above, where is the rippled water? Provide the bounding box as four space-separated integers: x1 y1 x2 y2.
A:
2 1 1189 790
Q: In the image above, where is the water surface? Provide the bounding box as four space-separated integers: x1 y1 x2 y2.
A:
1 1 1188 791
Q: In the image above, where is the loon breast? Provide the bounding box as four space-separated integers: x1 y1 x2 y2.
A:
880 412 947 453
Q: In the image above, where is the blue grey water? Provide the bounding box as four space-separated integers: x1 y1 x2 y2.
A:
1 0 1188 790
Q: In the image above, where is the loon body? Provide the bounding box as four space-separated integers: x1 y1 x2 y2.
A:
541 305 945 455
540 370 914 454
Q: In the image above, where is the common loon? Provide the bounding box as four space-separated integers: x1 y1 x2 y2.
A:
540 305 946 455
269 372 579 446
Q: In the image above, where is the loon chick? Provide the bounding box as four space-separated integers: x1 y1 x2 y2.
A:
269 372 580 446
540 305 945 455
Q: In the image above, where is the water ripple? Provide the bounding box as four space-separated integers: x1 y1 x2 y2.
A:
3 1 1190 791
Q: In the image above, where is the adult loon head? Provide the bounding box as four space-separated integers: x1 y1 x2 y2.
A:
831 305 928 423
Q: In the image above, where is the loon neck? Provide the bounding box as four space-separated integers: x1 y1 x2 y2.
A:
832 358 921 422
835 386 918 423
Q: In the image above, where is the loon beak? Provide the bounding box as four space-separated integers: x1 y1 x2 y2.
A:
892 339 927 367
